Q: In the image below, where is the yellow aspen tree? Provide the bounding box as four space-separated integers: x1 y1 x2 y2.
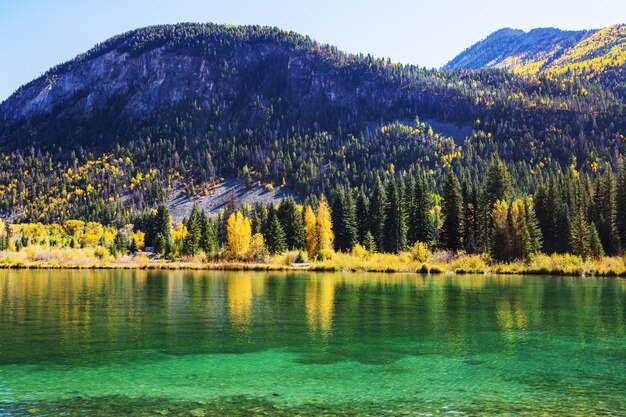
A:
304 205 317 258
316 196 334 256
131 231 146 251
63 220 85 239
227 212 252 258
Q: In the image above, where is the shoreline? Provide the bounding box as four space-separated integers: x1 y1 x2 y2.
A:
1 260 625 278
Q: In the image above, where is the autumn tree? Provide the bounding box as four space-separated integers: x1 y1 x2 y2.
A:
316 195 334 257
304 205 318 258
227 212 252 259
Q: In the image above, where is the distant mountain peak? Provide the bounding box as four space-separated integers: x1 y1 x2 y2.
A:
442 25 625 74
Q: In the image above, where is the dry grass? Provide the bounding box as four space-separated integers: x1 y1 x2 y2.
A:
1 247 625 277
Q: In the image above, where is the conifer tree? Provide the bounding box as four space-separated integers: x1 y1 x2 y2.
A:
383 179 407 253
461 178 479 252
616 161 626 250
147 205 171 249
408 173 433 245
332 188 357 252
441 171 463 250
592 170 619 255
369 180 386 253
570 211 592 259
277 197 305 250
265 210 287 254
199 210 218 254
590 223 605 259
182 204 202 256
363 231 377 253
251 203 267 235
355 189 369 245
479 158 511 250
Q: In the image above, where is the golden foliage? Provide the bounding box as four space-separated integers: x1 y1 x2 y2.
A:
304 205 317 258
315 196 334 255
227 212 252 258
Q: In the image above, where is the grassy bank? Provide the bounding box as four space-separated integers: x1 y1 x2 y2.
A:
1 245 626 277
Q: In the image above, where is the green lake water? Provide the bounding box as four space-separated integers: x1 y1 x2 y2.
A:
0 270 624 416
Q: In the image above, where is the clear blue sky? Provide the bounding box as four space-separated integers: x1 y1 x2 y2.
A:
1 0 625 100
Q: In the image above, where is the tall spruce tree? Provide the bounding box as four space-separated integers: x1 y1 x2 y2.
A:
617 160 626 250
355 189 369 245
147 205 171 251
332 188 358 252
383 179 407 253
441 171 464 250
182 204 202 256
265 210 287 254
199 210 218 254
369 180 387 252
592 170 619 255
408 173 433 245
277 197 305 250
479 157 512 250
570 210 592 259
461 178 479 252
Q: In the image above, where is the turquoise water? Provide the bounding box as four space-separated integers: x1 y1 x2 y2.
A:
0 270 624 416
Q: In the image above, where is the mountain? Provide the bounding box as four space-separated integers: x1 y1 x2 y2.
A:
444 24 626 75
0 23 625 224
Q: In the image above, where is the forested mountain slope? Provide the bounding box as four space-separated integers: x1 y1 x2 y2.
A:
0 23 625 224
444 24 626 76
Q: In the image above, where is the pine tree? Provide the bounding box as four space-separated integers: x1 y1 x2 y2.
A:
369 180 386 253
616 161 626 250
182 204 202 256
441 171 463 250
479 158 511 250
408 174 433 245
570 211 592 259
277 197 305 250
383 179 407 253
363 230 377 252
331 188 357 252
251 203 267 235
355 189 369 245
591 170 619 255
589 223 605 259
461 178 479 252
199 210 218 254
265 210 287 254
147 205 171 248
524 198 543 255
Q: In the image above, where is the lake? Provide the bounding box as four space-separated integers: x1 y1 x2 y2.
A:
0 270 624 416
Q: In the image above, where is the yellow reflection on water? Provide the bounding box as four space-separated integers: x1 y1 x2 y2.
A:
227 274 253 333
305 275 336 341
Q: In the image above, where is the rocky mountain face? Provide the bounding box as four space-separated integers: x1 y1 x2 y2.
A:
0 24 428 151
444 25 626 75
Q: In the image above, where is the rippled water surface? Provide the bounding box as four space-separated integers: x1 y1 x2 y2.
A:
0 270 624 416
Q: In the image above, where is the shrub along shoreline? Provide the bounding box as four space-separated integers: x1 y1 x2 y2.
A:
1 247 625 277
